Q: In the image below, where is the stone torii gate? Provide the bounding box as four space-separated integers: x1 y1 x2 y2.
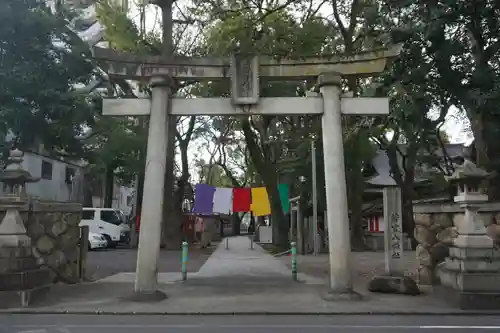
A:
94 45 401 299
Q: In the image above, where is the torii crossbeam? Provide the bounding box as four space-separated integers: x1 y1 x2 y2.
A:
94 45 402 299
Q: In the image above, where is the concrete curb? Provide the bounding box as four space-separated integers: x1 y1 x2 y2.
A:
2 310 500 316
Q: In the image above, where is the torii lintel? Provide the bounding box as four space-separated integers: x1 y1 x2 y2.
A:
92 44 402 81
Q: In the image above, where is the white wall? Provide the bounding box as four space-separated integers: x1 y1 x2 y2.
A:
91 183 134 216
115 185 134 216
1 151 136 209
21 152 81 202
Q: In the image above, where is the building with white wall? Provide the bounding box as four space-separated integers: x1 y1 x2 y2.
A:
7 151 84 202
92 181 135 216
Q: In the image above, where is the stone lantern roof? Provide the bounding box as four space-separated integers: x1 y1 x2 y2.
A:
445 159 491 184
0 149 40 196
445 159 492 204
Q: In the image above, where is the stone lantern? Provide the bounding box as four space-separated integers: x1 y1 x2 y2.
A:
0 149 51 308
445 159 491 247
438 159 500 309
0 149 39 248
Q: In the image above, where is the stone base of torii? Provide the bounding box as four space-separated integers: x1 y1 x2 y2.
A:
95 45 402 301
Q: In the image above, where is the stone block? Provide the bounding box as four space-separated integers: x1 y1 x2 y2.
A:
0 257 37 273
368 275 421 295
437 285 500 310
47 250 65 268
431 213 453 230
414 213 432 227
36 235 55 254
416 244 431 266
414 226 437 247
27 220 45 239
436 227 458 245
63 212 81 226
453 234 494 248
0 267 52 291
486 224 500 242
417 265 435 285
456 272 500 293
443 257 500 273
430 242 449 265
0 285 51 309
453 213 464 228
48 221 67 238
438 267 458 289
449 246 497 260
0 245 31 258
57 231 76 249
480 213 495 227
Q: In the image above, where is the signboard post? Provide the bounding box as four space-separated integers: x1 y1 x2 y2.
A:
382 186 404 275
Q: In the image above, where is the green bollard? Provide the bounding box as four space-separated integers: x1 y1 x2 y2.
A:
181 241 188 281
291 241 297 281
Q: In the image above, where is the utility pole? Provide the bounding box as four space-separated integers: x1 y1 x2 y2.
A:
311 139 319 255
160 0 173 56
160 0 178 250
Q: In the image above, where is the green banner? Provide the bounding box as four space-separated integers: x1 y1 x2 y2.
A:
278 183 290 213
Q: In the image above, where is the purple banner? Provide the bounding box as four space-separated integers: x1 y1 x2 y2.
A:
192 184 216 214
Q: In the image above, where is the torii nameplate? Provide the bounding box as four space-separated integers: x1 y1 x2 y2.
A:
92 44 402 81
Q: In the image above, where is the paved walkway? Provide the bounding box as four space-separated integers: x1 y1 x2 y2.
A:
2 237 497 314
192 236 322 284
101 236 322 284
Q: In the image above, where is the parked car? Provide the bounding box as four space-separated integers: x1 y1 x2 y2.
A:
88 232 107 250
79 208 130 248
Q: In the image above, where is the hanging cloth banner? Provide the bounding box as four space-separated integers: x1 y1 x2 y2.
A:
193 184 216 214
251 187 271 217
213 187 233 214
232 188 251 212
278 184 290 213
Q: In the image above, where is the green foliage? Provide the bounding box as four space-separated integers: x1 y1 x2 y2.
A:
0 0 95 156
203 8 331 58
373 0 499 198
85 114 148 183
195 160 234 187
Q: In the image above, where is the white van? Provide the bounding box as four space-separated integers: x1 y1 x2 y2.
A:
79 208 129 247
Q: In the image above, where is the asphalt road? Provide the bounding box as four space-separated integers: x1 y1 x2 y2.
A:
86 246 215 280
1 315 499 332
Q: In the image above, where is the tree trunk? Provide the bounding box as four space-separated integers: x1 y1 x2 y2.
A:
232 212 241 235
241 118 288 249
103 165 114 208
402 166 417 249
83 173 94 207
385 142 418 247
136 170 145 217
162 120 182 249
471 112 488 169
267 182 288 249
249 215 255 234
348 159 367 251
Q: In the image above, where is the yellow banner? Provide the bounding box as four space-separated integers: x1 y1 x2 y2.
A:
251 187 271 217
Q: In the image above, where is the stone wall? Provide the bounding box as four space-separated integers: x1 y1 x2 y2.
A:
0 199 83 283
413 202 500 285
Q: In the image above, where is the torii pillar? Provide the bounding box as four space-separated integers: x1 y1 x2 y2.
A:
318 73 359 299
132 75 173 300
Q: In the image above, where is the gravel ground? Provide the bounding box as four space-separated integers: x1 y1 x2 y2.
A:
279 251 418 284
